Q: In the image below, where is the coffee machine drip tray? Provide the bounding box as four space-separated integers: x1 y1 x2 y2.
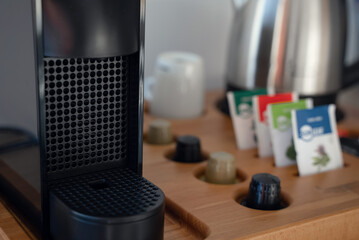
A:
49 168 165 240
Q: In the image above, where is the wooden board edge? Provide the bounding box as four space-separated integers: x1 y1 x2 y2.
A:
239 206 359 240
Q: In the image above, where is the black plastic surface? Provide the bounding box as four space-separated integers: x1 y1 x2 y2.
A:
40 52 143 238
246 173 281 210
173 135 203 163
50 169 165 240
43 0 140 58
0 0 163 238
50 168 164 218
43 56 136 180
34 0 147 234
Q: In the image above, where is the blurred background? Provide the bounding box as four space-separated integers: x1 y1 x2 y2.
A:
1 0 359 125
145 0 359 90
145 0 232 89
2 0 359 90
1 0 233 90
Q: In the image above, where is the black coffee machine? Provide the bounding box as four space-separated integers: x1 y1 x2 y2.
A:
0 0 165 239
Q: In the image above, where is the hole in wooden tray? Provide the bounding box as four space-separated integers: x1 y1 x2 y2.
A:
234 188 292 211
143 132 177 145
165 149 209 163
293 162 350 177
194 166 247 185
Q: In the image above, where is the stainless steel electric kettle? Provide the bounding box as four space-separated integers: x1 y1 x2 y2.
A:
225 0 359 105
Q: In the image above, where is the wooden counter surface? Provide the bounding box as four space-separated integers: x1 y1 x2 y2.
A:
0 201 29 240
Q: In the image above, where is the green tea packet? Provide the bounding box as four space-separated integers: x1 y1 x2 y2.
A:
253 92 297 158
291 105 343 176
227 89 267 150
268 99 313 167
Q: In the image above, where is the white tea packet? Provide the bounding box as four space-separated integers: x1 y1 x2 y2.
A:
253 93 297 158
292 105 343 176
268 99 313 167
227 89 267 150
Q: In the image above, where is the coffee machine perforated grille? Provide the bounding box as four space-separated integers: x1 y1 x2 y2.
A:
50 168 163 217
43 56 131 178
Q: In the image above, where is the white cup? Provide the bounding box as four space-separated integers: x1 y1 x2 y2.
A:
145 52 205 119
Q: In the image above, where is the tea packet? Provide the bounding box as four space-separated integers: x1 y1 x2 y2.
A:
291 105 343 176
253 93 297 158
268 99 313 167
227 89 267 150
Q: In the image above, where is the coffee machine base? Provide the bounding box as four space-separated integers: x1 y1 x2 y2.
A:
49 168 165 240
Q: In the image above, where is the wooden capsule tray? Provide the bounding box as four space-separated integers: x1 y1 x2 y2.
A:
142 91 359 240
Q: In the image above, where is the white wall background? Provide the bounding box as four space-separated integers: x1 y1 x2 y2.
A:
145 0 233 89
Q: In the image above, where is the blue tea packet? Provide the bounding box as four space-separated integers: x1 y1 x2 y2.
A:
291 105 343 176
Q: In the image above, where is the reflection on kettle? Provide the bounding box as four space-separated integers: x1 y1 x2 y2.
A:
225 0 359 109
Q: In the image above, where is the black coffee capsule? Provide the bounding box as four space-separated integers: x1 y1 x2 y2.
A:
173 135 203 163
246 173 281 210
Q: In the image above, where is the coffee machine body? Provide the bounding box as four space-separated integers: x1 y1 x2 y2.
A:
0 0 165 239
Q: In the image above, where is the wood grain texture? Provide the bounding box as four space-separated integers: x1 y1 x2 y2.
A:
0 228 10 240
142 90 359 239
0 201 29 239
